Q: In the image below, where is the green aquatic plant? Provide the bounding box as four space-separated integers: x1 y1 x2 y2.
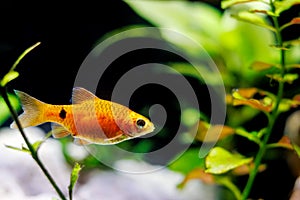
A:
220 1 300 199
126 0 300 199
0 43 82 200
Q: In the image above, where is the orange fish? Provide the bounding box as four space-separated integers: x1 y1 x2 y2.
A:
10 87 155 145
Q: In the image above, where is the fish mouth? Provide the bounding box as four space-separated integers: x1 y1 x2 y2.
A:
139 125 156 136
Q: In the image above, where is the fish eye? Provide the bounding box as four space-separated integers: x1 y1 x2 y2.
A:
136 119 146 129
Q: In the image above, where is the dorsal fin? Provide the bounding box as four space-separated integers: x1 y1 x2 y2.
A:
72 87 98 104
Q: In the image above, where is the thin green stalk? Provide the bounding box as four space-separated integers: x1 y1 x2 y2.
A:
241 3 286 199
218 177 242 200
0 86 67 200
10 42 41 72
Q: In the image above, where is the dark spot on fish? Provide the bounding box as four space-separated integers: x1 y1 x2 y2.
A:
59 108 67 119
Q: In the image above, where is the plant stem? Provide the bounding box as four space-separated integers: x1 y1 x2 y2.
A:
10 42 41 72
0 86 67 200
218 177 242 200
241 4 286 199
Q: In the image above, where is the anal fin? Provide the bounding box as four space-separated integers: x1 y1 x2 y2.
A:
51 123 71 138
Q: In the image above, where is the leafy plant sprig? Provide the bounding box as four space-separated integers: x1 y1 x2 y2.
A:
0 43 82 200
124 0 299 199
202 0 300 199
172 0 300 199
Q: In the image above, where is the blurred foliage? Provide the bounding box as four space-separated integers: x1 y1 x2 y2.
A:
0 93 20 126
123 0 300 199
125 0 279 87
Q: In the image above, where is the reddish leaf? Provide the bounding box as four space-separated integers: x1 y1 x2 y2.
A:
267 136 294 150
226 94 234 104
278 136 292 148
293 94 300 103
230 88 273 112
250 61 277 71
282 95 300 109
278 136 293 150
232 163 266 176
291 17 300 24
177 168 215 189
249 9 276 16
281 17 300 31
233 98 272 112
195 121 235 142
233 87 259 98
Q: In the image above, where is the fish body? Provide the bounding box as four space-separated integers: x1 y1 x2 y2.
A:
10 87 154 145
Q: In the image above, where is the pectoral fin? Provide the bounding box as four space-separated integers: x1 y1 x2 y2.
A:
103 133 129 144
74 138 92 146
51 123 71 138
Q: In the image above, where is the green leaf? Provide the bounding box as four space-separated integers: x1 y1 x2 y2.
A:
221 0 259 9
125 0 222 56
68 163 82 200
169 148 205 174
250 61 279 71
5 144 31 154
278 98 295 113
231 11 276 32
235 128 261 145
287 64 300 69
162 63 223 86
293 143 300 158
181 108 201 127
0 42 40 87
0 93 21 126
32 131 52 152
167 63 204 83
284 39 300 48
266 73 299 84
32 141 43 152
205 147 253 174
0 71 19 87
220 8 277 85
274 0 300 16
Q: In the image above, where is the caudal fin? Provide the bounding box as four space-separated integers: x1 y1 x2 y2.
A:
10 90 46 129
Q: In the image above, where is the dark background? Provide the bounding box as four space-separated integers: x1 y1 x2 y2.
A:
0 1 152 103
0 1 299 200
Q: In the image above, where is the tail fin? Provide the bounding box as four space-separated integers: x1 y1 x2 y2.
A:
10 90 46 129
